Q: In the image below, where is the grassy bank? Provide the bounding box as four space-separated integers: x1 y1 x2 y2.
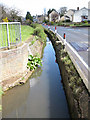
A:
21 24 47 43
21 25 34 41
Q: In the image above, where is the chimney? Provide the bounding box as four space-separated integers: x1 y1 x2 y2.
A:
77 7 79 11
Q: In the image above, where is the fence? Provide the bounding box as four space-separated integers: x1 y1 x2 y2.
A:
0 22 21 49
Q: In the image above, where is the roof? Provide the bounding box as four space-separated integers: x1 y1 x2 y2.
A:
80 7 88 10
49 10 59 15
61 15 70 19
37 15 44 18
64 9 76 18
74 7 88 14
68 9 76 12
64 15 70 18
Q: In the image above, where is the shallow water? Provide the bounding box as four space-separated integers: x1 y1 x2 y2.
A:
2 37 70 118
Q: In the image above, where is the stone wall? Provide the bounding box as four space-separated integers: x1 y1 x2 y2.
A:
45 29 89 119
0 43 28 83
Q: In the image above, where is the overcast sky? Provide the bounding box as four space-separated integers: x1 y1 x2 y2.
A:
0 0 89 16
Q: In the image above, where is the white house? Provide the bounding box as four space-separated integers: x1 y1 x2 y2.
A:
49 10 60 22
73 7 89 22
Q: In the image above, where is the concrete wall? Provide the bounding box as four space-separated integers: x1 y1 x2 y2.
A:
0 43 28 82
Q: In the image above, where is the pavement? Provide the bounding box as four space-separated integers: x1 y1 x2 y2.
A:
43 25 90 92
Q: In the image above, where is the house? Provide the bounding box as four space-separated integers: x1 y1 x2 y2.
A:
60 9 76 22
60 15 70 22
73 7 90 22
33 16 38 23
37 15 44 23
49 10 60 22
65 9 76 21
44 15 48 21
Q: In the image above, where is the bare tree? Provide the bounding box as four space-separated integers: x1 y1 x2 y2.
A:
0 5 2 21
0 4 8 20
0 4 22 22
9 7 22 21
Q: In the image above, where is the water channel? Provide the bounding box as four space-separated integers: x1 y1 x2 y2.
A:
2 37 70 118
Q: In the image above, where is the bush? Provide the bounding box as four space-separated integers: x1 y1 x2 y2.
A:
34 27 42 36
65 19 70 22
57 22 63 26
43 19 49 24
83 20 88 24
50 21 55 25
74 23 77 25
29 23 47 42
33 25 47 42
25 19 32 25
30 23 37 28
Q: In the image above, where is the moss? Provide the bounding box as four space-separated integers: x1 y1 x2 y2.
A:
65 59 72 65
62 56 68 62
69 76 77 82
76 78 82 86
35 53 40 58
70 65 75 71
22 77 25 80
69 82 75 88
31 40 36 45
74 87 82 94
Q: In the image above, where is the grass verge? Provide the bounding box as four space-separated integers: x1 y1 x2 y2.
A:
21 25 34 42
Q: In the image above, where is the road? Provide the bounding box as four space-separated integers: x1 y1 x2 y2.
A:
43 25 89 66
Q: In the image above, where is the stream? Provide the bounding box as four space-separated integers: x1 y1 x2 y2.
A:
2 37 70 118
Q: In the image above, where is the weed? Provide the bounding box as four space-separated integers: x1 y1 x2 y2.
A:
27 55 42 71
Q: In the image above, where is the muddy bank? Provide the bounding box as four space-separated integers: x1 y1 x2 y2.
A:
2 36 45 92
45 29 90 119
